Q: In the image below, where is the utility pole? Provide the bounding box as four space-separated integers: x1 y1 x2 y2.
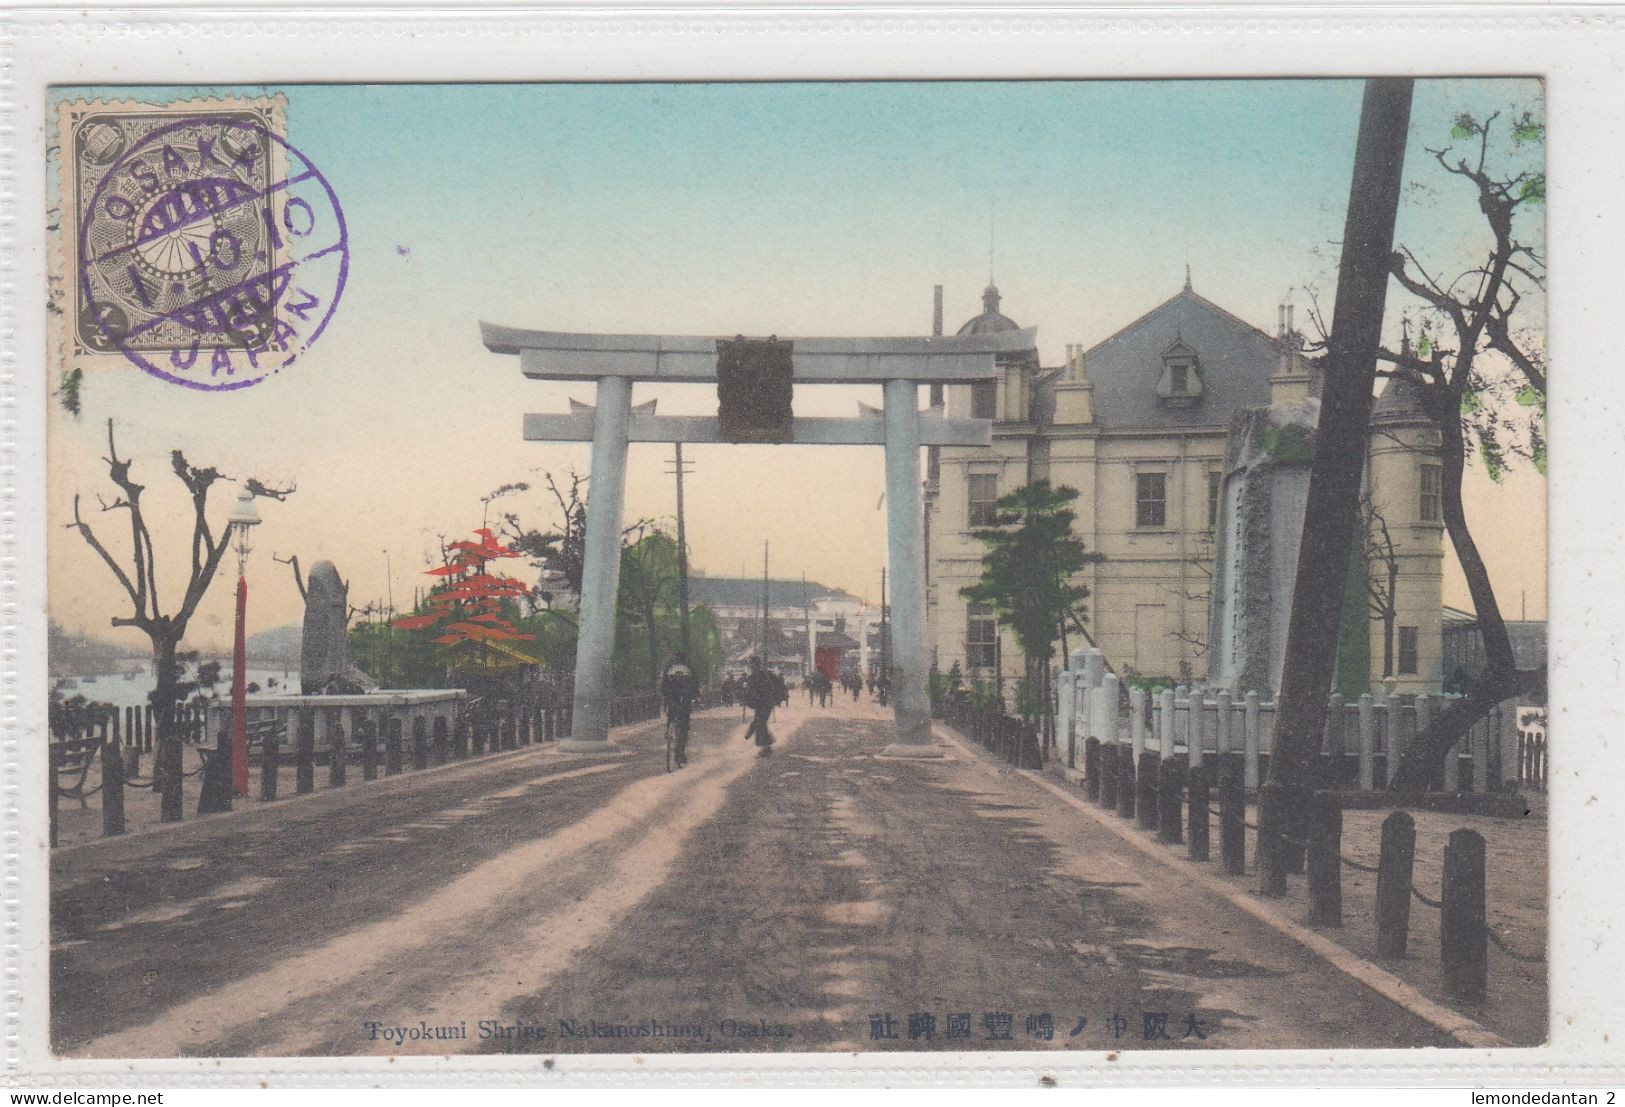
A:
1267 77 1414 889
666 444 694 658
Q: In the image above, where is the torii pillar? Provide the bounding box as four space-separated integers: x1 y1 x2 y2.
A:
480 322 1038 756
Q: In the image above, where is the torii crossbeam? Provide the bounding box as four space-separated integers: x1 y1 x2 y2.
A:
481 322 1038 756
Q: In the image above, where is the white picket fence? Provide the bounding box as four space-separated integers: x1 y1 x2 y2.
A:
1055 648 1525 794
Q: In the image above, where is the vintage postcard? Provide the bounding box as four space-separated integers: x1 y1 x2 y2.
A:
7 7 1623 1091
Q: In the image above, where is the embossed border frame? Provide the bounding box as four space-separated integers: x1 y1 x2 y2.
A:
4 3 1622 1090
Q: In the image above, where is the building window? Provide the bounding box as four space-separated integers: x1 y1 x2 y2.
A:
1208 470 1223 529
1420 464 1443 522
967 474 998 527
966 604 997 669
1136 472 1167 528
1398 625 1419 675
971 381 998 420
1170 364 1189 394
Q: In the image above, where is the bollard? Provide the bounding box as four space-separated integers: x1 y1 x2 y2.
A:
361 716 379 781
1187 762 1209 861
296 710 316 795
1219 765 1245 875
385 717 404 775
1137 751 1158 830
1116 745 1135 818
500 702 515 751
1306 791 1343 927
1084 737 1101 801
1158 757 1183 844
1441 828 1488 1001
1375 810 1416 958
433 716 450 766
101 739 126 838
261 723 280 801
412 716 430 770
1257 780 1287 896
328 712 347 787
1100 743 1119 809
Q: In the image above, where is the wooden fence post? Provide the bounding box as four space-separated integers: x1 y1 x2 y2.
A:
1138 751 1159 830
1084 737 1100 801
1257 780 1287 896
1441 828 1488 1000
433 716 450 765
472 704 488 755
328 710 347 787
1375 810 1416 958
1358 693 1376 792
296 709 316 795
361 715 379 781
1100 743 1119 809
1158 757 1183 844
453 711 470 760
1306 790 1343 926
1116 742 1135 816
1389 699 1412 787
1219 765 1245 875
412 715 430 770
385 716 403 775
101 739 126 837
261 718 280 801
500 701 515 751
1187 762 1209 861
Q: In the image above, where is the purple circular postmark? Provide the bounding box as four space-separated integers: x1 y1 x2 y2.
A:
77 114 347 391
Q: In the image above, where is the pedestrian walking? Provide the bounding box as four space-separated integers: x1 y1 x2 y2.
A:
743 657 778 756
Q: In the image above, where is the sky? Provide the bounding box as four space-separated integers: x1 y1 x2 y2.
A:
45 78 1547 653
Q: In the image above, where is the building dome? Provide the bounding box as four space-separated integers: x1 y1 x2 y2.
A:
1371 374 1431 426
957 282 1021 336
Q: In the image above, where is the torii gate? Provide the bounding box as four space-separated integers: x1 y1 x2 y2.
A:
480 322 1038 757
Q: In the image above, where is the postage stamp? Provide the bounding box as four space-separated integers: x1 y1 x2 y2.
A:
52 94 347 392
7 8 1624 1094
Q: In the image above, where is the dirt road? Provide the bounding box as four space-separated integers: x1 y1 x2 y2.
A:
51 696 1455 1056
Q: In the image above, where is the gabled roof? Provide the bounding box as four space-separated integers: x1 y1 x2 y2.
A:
689 575 859 609
1082 287 1278 430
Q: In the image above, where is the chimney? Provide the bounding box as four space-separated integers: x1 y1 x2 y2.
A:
1286 304 1295 335
932 285 943 337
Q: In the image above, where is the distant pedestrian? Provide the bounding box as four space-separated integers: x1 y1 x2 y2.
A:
743 657 778 756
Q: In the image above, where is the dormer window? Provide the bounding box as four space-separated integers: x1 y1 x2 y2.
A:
1157 340 1204 407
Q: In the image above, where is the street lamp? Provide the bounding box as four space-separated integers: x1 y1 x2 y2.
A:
227 490 262 797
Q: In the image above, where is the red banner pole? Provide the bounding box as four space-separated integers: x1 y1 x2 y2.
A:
231 574 250 796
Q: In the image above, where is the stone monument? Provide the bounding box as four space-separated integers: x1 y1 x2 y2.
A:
1205 398 1319 696
299 560 373 694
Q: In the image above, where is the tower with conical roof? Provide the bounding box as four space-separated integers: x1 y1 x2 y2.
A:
1364 367 1445 690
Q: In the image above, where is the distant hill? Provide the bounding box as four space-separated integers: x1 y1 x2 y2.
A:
48 619 147 674
246 624 302 662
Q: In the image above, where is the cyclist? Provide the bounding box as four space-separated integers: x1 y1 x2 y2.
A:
659 655 698 768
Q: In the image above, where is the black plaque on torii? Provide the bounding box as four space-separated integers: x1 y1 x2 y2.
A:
716 335 793 443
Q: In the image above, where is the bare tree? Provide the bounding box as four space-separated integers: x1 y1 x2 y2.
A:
1376 108 1547 799
67 420 292 821
1362 492 1402 679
